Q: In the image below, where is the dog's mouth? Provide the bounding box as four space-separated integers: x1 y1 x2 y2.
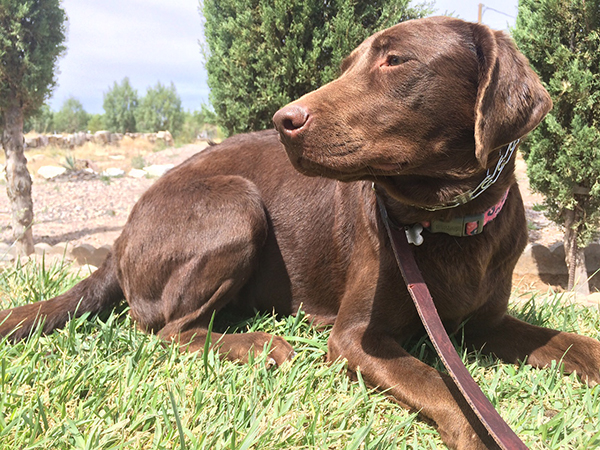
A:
368 162 407 174
290 156 353 179
291 155 408 182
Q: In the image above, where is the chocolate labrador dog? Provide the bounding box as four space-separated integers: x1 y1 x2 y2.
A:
2 16 600 449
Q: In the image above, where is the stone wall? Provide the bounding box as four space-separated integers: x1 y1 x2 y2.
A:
22 130 174 149
1 240 598 288
0 241 110 270
515 242 600 276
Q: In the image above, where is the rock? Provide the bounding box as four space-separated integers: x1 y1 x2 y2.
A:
74 131 87 147
514 244 537 276
0 253 15 262
101 167 125 177
515 243 568 276
94 130 111 145
34 242 53 256
47 134 63 147
77 264 98 274
48 243 70 258
25 135 39 148
128 168 147 178
38 135 49 147
65 134 75 147
38 165 67 179
70 243 110 267
142 133 156 143
515 241 600 278
93 245 111 266
70 244 95 266
0 243 14 262
144 164 174 177
156 130 174 146
34 243 69 267
585 242 600 272
584 292 600 306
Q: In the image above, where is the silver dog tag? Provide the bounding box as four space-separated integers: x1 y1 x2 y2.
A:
405 223 424 246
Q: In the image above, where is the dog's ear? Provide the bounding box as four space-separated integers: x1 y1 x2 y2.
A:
472 24 552 167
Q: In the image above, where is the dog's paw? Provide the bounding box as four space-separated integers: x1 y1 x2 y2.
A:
439 426 499 450
221 332 295 367
437 410 501 450
529 331 600 386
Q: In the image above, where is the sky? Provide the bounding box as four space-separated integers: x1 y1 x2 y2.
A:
49 0 519 115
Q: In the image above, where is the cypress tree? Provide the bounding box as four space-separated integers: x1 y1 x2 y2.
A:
0 0 67 255
514 0 600 295
202 0 431 135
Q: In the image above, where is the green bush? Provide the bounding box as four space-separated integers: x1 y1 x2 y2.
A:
202 0 432 135
86 114 106 134
24 103 54 134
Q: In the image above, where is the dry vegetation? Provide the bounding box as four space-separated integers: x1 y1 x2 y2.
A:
2 134 166 176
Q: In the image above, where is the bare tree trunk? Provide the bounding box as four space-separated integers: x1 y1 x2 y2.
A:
2 103 35 256
564 208 589 296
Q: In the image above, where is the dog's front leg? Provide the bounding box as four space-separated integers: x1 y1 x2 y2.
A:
465 314 600 385
328 322 499 450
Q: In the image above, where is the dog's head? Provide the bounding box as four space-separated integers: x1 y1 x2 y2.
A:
273 17 551 206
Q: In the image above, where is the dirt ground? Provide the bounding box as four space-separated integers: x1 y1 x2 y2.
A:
0 142 208 249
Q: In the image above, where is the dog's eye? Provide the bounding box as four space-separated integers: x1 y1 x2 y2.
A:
386 55 409 66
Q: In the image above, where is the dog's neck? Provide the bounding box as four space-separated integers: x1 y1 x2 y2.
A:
373 141 519 234
413 140 519 212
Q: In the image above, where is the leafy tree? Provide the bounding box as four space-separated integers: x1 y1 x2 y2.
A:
103 77 138 133
0 0 67 255
53 96 89 133
24 103 54 133
514 0 600 295
179 104 221 143
87 114 106 134
135 81 184 135
202 0 432 135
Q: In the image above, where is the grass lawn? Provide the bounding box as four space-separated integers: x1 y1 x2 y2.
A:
0 259 599 449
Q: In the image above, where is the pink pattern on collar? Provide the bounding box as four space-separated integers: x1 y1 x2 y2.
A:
420 188 511 237
464 188 510 235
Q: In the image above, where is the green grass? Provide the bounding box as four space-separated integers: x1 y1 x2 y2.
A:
0 260 599 449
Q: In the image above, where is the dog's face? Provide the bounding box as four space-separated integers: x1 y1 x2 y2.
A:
273 16 551 205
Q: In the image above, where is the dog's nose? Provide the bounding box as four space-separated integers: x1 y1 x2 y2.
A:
273 105 310 138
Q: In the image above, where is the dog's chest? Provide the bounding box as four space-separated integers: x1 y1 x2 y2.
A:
406 234 514 323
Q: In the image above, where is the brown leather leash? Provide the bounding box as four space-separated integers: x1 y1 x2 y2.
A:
376 194 528 450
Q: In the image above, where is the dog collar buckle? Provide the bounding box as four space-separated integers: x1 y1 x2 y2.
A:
427 213 486 237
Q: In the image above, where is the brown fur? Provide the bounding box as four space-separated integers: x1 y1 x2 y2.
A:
1 17 599 449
